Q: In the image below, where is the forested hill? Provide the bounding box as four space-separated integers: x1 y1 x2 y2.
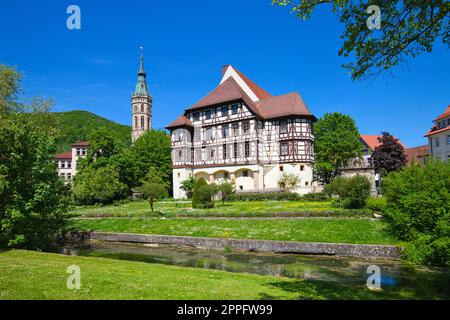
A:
53 110 131 152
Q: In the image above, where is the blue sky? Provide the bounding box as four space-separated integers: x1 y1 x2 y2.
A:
0 0 449 147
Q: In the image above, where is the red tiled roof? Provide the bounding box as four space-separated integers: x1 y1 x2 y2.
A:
360 134 406 151
435 105 450 121
232 66 272 100
70 141 89 147
405 145 429 164
425 125 450 137
166 115 194 129
256 92 316 121
54 151 72 160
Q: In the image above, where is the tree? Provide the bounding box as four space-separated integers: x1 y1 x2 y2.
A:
73 165 128 205
0 65 70 250
314 112 362 183
217 181 234 204
87 127 121 160
324 175 371 209
372 132 407 175
273 0 450 80
180 176 196 199
278 173 300 192
131 130 172 189
192 177 216 209
139 167 169 212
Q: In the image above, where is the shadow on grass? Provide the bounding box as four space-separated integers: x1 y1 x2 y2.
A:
0 247 12 253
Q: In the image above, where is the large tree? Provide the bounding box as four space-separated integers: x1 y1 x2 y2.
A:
273 0 450 80
0 65 70 250
314 112 362 183
372 132 407 174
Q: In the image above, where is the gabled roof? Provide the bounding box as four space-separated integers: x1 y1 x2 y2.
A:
54 151 72 160
360 135 406 151
435 105 450 121
70 141 89 147
229 65 272 101
166 115 194 129
256 92 316 121
405 145 429 163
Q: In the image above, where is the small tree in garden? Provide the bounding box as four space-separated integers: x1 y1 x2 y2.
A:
192 178 216 209
180 176 196 199
278 173 300 192
372 132 407 175
217 181 234 204
138 167 169 212
324 175 371 209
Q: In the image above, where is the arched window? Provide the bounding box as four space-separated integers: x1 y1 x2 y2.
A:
134 116 138 128
141 104 144 113
141 116 145 129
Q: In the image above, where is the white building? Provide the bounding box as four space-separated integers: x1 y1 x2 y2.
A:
54 141 89 181
166 65 317 199
425 105 450 162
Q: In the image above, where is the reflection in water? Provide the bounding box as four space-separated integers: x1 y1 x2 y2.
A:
55 241 450 298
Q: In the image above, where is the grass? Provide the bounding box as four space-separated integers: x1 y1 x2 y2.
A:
1 249 445 300
73 217 400 245
69 200 370 218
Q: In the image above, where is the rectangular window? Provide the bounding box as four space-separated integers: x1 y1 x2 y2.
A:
245 141 250 157
234 142 238 159
68 161 72 169
195 150 202 161
193 112 200 121
206 127 213 140
436 137 440 147
221 106 228 117
61 162 65 169
222 124 229 138
243 121 250 134
232 123 239 136
243 170 249 177
279 120 288 134
223 144 227 159
76 148 81 156
231 103 239 115
447 135 450 145
205 110 212 120
194 128 201 142
210 148 215 160
280 142 289 156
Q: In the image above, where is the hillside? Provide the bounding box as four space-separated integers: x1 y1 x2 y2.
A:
53 110 131 152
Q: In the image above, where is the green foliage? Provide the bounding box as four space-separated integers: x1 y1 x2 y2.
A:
272 0 450 80
228 192 303 202
366 197 387 213
53 110 131 152
383 160 450 266
180 177 196 199
73 165 128 205
314 113 362 183
0 65 70 250
277 172 300 192
87 127 121 160
192 178 215 209
325 175 371 209
372 132 407 175
217 181 234 204
138 167 169 212
131 130 172 188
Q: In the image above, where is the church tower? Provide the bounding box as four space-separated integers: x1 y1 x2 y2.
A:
131 48 152 143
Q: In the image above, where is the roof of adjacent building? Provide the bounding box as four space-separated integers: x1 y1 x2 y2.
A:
166 115 194 129
425 105 450 137
173 65 316 125
54 151 72 160
405 145 429 163
360 134 406 151
70 141 90 147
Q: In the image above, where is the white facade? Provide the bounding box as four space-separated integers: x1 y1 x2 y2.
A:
167 65 316 199
426 106 450 162
55 143 89 182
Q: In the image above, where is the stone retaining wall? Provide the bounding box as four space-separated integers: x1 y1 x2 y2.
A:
90 232 401 259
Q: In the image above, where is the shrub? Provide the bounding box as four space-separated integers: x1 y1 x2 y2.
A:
180 177 196 199
192 178 215 209
217 181 234 204
383 160 450 266
325 175 371 209
228 191 302 202
366 197 387 213
301 192 329 201
278 173 300 192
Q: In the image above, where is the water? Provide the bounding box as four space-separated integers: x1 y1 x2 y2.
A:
56 241 450 299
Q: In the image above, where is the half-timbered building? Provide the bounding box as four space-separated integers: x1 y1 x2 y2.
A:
166 65 317 199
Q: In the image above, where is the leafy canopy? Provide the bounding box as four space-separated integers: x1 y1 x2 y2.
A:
372 132 407 175
273 0 450 80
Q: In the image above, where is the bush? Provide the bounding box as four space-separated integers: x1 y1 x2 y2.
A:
301 192 329 201
192 178 216 209
217 181 234 204
383 160 450 266
325 175 371 209
180 177 196 199
228 191 302 202
366 197 387 213
278 173 300 192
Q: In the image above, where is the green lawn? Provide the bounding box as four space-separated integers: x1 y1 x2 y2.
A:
73 218 399 245
0 249 439 300
69 200 369 218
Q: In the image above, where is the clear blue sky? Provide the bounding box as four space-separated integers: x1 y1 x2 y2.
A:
1 0 449 147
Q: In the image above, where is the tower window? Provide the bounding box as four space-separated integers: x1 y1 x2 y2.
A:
233 142 238 159
243 121 250 134
245 140 250 157
280 142 289 156
141 116 145 129
135 116 138 128
223 144 227 159
141 104 144 113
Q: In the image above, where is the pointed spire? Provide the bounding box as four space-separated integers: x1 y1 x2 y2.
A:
134 46 150 96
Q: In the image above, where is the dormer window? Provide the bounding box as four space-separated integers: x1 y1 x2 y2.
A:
279 120 288 134
221 106 228 117
205 110 212 120
193 112 200 121
231 103 239 115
